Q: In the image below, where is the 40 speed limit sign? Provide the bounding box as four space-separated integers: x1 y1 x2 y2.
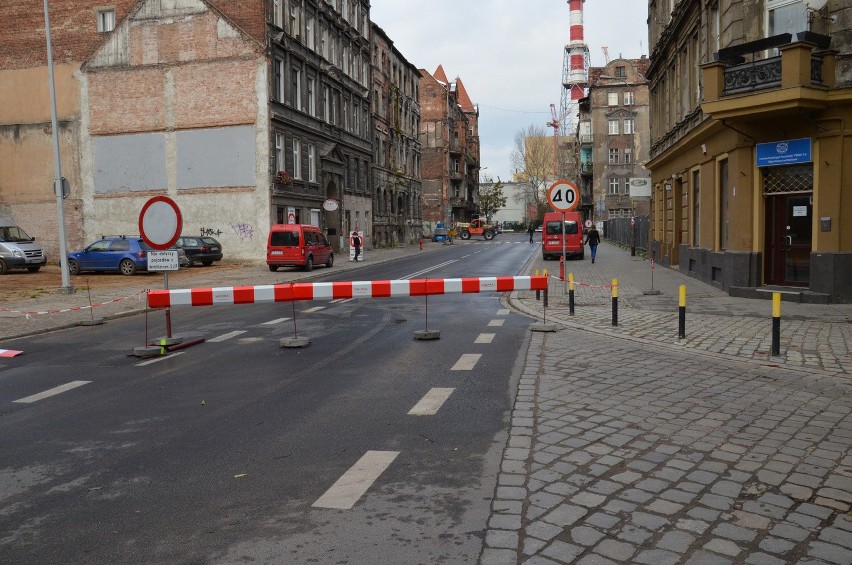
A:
547 180 580 213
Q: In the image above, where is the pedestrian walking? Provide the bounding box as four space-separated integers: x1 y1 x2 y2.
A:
528 223 535 243
351 231 361 261
584 224 600 263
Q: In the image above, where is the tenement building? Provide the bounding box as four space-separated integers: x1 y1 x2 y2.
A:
370 24 422 246
577 58 652 223
0 0 375 260
418 65 480 234
646 0 852 302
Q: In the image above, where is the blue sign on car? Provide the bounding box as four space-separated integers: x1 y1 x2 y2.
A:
756 138 812 167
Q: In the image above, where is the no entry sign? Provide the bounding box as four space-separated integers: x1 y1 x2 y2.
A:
139 196 182 250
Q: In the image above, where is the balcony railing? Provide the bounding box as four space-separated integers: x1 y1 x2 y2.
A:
580 162 593 174
580 134 593 144
723 57 782 95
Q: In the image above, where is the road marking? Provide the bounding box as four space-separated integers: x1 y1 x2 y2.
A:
330 298 355 304
496 309 510 315
408 388 455 416
208 330 246 343
14 381 91 404
303 306 325 313
475 333 496 344
135 352 185 366
312 450 399 510
488 319 505 327
261 317 291 325
451 353 481 371
403 259 459 279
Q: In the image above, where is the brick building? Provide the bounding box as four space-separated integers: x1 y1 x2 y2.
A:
646 0 852 302
370 24 422 247
577 58 652 223
0 0 374 261
418 65 480 233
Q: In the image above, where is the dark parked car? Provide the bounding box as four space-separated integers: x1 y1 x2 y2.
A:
175 236 223 266
67 236 189 275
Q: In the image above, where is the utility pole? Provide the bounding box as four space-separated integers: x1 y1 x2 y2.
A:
43 0 74 294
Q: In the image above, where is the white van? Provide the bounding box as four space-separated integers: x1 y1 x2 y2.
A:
0 220 47 274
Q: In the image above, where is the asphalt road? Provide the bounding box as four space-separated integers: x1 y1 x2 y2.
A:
1 234 540 564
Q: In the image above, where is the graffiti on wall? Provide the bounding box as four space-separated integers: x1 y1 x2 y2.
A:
200 227 223 237
231 223 254 240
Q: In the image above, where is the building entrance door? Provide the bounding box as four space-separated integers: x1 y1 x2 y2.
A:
764 194 812 286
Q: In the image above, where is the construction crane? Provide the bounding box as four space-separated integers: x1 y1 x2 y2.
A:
601 45 609 64
546 103 560 178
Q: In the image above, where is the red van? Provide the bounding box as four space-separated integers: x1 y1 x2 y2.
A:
267 224 334 272
541 211 584 260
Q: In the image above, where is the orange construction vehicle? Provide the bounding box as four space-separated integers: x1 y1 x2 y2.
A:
456 218 497 241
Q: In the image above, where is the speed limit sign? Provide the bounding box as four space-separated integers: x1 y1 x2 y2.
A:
547 180 580 212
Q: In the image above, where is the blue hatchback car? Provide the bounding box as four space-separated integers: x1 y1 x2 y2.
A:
67 236 188 276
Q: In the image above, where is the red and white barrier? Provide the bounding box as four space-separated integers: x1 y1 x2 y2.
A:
146 276 548 309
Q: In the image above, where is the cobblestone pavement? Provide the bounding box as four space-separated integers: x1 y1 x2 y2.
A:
483 328 852 565
482 242 852 564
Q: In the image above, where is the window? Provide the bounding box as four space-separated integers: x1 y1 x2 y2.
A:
607 92 619 106
624 119 635 134
289 4 301 38
291 66 302 109
624 147 633 164
293 139 302 180
305 16 315 50
323 85 331 123
692 169 700 247
614 66 626 78
608 120 619 135
767 0 806 38
608 148 619 164
308 144 317 183
719 158 729 250
623 91 635 105
709 2 720 57
321 28 328 59
97 9 116 32
609 178 620 194
307 76 316 116
273 0 284 28
274 58 285 101
275 133 284 173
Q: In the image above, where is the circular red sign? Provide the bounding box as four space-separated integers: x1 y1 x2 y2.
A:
547 180 580 213
139 196 183 250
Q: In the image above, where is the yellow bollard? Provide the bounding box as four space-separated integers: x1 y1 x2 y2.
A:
568 273 575 316
612 278 618 326
678 285 686 339
771 292 781 356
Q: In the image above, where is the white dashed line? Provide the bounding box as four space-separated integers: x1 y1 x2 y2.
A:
496 309 510 315
312 450 400 510
451 353 482 371
408 388 455 416
330 298 355 304
208 330 247 343
488 319 505 327
475 333 496 344
135 352 185 366
303 306 325 313
14 381 91 404
261 317 291 325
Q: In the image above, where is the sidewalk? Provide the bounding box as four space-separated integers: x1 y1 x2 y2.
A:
513 242 852 375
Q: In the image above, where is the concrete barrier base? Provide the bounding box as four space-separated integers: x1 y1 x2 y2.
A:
79 318 105 326
132 345 164 358
413 329 441 340
281 336 310 348
530 323 557 333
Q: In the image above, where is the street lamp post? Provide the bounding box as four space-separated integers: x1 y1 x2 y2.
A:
43 0 74 294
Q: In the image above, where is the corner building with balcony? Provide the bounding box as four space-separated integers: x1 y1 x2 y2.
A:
646 0 852 302
418 66 481 233
370 24 422 247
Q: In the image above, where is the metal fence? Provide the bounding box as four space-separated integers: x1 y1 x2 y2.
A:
603 215 649 254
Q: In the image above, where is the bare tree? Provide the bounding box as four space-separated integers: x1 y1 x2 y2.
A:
510 124 554 224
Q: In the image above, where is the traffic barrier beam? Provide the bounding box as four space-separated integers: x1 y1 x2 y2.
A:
147 276 550 309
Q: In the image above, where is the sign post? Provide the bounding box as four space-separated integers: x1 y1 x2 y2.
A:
547 180 580 271
139 196 183 339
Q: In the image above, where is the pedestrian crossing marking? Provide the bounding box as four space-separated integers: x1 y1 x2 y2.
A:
451 353 482 371
14 380 91 404
312 450 399 510
488 319 505 327
496 309 510 315
408 388 455 415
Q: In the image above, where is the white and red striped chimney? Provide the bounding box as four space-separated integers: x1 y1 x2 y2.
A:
567 0 588 100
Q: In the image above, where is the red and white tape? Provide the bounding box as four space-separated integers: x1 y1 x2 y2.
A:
146 276 549 309
0 290 146 318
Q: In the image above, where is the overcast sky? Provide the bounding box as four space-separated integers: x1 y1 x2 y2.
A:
370 0 649 183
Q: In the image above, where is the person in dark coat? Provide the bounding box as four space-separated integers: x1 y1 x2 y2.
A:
584 225 601 263
528 224 535 243
352 231 361 261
